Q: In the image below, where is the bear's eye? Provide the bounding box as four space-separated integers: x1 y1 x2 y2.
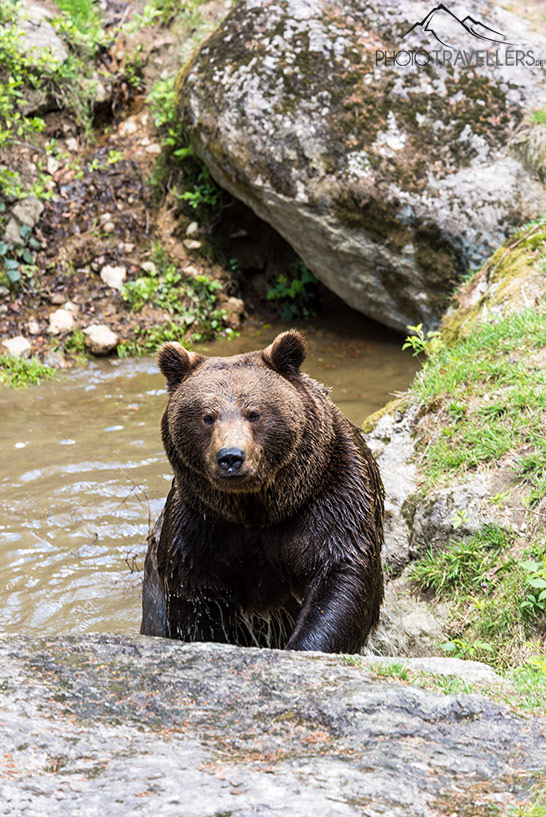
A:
203 413 216 425
247 410 261 422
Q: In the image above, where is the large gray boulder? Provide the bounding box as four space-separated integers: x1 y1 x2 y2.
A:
0 634 544 816
178 0 546 331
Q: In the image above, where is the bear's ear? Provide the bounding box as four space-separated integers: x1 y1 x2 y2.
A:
158 342 203 393
262 331 306 378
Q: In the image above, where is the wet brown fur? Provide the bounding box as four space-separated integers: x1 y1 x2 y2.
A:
141 331 384 653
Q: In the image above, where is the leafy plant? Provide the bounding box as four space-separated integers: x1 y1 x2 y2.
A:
402 323 443 357
0 224 41 288
266 262 318 320
440 637 493 660
520 557 546 617
0 0 105 201
63 327 87 358
118 244 227 355
121 252 222 317
147 78 222 220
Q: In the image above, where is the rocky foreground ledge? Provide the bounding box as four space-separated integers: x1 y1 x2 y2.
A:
0 635 544 816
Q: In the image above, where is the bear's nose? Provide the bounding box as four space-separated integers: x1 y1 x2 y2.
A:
217 447 246 473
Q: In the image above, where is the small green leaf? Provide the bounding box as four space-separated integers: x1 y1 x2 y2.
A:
19 224 31 240
6 266 20 283
520 560 540 573
528 577 546 589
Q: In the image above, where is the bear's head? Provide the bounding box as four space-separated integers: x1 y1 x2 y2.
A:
158 331 308 493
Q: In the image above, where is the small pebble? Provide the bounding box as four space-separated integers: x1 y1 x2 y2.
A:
184 239 202 250
2 336 31 358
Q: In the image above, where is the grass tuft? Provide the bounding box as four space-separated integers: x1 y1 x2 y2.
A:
0 354 56 387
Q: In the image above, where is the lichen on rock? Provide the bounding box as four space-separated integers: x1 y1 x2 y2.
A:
177 0 546 331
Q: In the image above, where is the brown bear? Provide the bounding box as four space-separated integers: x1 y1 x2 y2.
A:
140 330 384 653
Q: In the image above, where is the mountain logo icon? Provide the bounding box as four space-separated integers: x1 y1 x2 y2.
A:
401 4 514 48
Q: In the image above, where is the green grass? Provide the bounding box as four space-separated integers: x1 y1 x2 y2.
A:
0 355 56 387
408 524 511 595
510 790 546 817
408 525 546 668
531 109 546 125
366 655 546 718
414 306 546 500
54 0 101 35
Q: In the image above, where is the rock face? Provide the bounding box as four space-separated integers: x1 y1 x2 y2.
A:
365 400 499 576
179 0 546 331
16 3 69 64
0 635 544 816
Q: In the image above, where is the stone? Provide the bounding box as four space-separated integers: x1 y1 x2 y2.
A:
179 0 546 331
140 261 157 275
118 118 138 136
18 87 50 117
16 3 68 64
365 400 501 575
48 308 75 335
27 319 40 335
1 336 31 358
47 155 61 175
365 402 419 573
83 324 119 355
4 197 44 245
87 72 108 104
43 350 67 369
218 294 245 330
100 264 126 289
362 655 506 686
0 634 543 816
144 143 162 155
63 301 79 316
183 239 202 250
0 286 10 299
186 221 199 236
368 578 447 658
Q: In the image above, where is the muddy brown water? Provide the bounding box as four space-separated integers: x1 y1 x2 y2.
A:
0 313 418 636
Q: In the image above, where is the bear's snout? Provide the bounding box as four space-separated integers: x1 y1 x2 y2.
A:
217 447 246 474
